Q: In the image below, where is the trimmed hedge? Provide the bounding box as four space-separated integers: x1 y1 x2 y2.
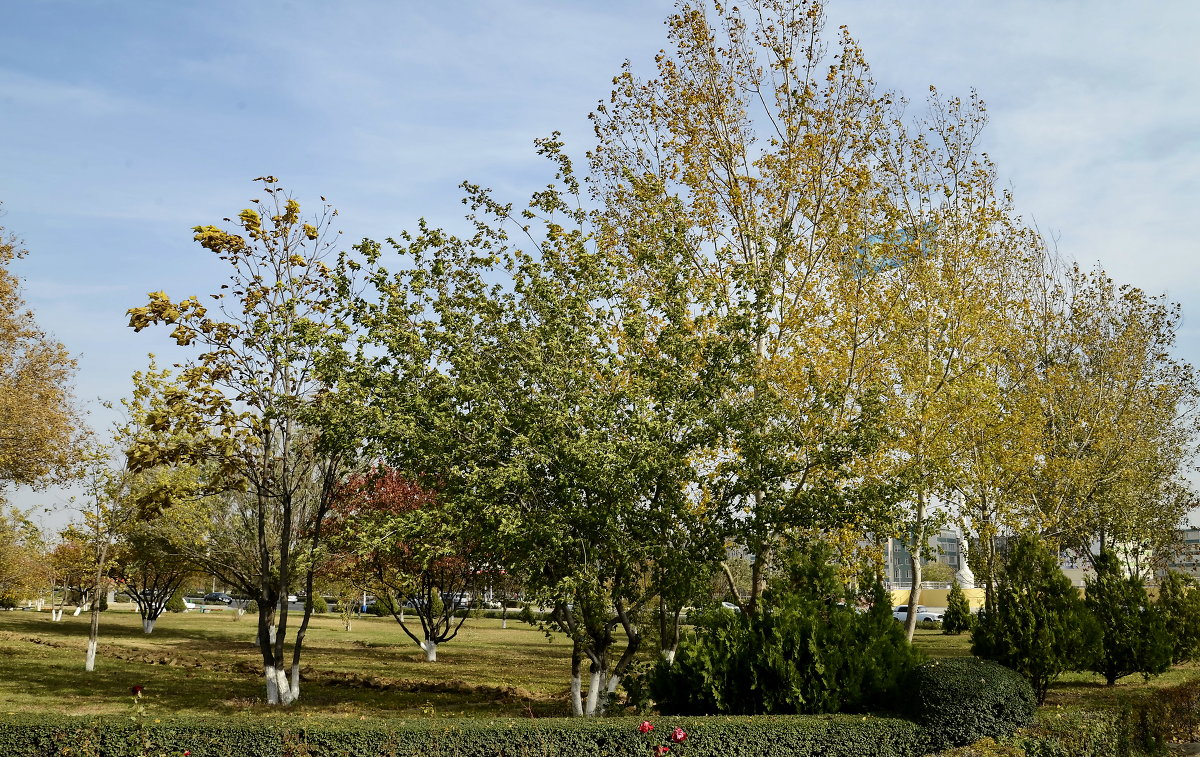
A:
0 713 924 757
905 657 1035 752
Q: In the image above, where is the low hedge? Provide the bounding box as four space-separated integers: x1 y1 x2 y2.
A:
905 657 1036 752
0 713 924 757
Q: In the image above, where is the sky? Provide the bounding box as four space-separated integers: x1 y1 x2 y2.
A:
2 1 1199 528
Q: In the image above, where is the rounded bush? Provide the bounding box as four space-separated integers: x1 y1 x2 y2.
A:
244 600 259 614
906 656 1035 751
310 595 328 614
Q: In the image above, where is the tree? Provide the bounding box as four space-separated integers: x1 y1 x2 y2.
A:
972 536 1097 704
1029 267 1198 569
941 579 971 635
1156 570 1200 665
0 212 83 497
126 179 357 705
1084 549 1172 686
0 508 49 608
326 468 478 662
591 0 905 616
48 533 95 619
110 469 209 634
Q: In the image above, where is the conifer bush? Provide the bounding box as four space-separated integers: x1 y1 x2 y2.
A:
1155 570 1200 664
165 588 186 613
942 579 972 634
1084 549 1172 685
648 543 921 715
310 594 328 614
971 535 1097 703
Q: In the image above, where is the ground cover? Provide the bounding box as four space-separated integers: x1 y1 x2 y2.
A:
0 606 575 718
0 609 1194 726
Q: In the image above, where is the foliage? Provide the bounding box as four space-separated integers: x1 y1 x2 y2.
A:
1010 710 1125 757
1154 570 1200 664
942 579 972 634
325 468 474 661
165 587 186 613
1029 266 1199 570
0 509 48 606
904 656 1035 752
922 562 955 584
244 600 258 614
0 713 924 757
1083 549 1172 686
309 594 328 614
0 214 83 496
972 536 1097 703
649 543 921 715
126 178 357 705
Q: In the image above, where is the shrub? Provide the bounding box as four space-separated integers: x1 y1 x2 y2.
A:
905 656 1035 752
165 588 187 613
649 544 922 716
0 713 925 757
972 535 1097 703
1154 570 1200 664
1012 709 1125 757
309 595 328 614
369 594 397 617
942 579 972 634
1084 549 1171 686
244 600 258 614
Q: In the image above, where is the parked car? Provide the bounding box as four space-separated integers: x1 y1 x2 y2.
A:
204 592 234 605
720 601 742 613
893 604 943 623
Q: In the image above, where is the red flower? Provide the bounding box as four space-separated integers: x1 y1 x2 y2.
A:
653 747 671 756
183 752 190 756
670 727 688 743
131 685 144 695
638 721 654 734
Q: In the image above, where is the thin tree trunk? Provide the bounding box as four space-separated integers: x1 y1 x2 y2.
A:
904 490 927 643
569 641 584 716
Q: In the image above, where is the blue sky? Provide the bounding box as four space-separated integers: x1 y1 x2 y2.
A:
3 1 1199 524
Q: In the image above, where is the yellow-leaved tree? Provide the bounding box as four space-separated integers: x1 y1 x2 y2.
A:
0 210 83 498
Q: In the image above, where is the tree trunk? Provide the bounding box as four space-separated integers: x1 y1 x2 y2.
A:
421 639 438 662
142 617 156 634
85 597 100 672
569 642 584 717
904 491 927 643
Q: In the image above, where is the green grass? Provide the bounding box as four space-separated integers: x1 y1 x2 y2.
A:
0 606 576 719
1 609 1195 726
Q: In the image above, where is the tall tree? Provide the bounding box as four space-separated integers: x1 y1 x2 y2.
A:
1029 266 1198 567
590 0 904 616
126 179 356 705
0 211 83 498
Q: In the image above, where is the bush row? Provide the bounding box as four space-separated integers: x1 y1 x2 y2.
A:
0 713 924 757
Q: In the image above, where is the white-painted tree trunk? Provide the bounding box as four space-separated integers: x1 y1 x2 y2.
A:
289 662 301 700
72 606 83 617
85 639 97 672
51 609 62 621
570 671 583 716
265 665 296 705
585 669 603 716
142 618 156 634
661 649 676 665
501 617 507 629
420 639 437 662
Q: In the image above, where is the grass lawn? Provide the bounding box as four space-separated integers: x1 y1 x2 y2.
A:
0 606 577 719
1 609 1194 723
